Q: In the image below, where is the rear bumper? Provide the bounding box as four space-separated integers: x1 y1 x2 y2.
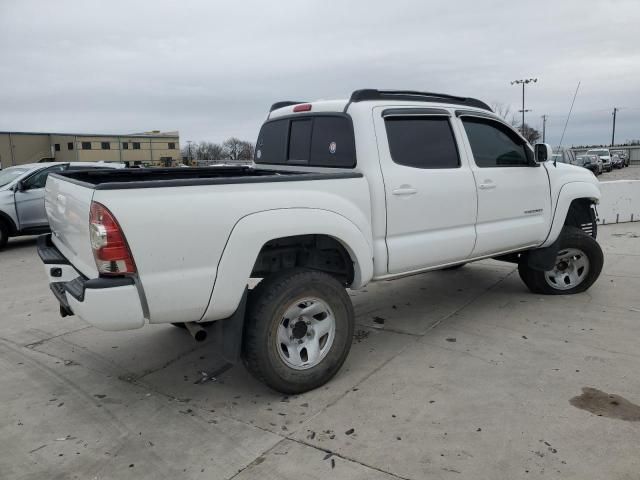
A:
38 234 145 331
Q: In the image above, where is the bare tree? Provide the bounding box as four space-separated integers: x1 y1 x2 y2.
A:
520 123 541 144
198 142 225 160
490 101 518 126
223 137 254 161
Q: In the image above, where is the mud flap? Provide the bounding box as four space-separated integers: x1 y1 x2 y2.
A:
214 288 248 364
524 236 562 271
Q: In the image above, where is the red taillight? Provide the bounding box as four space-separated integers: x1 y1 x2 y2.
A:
89 201 136 275
293 103 312 112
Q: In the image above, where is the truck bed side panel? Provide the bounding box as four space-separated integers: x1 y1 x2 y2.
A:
92 176 372 325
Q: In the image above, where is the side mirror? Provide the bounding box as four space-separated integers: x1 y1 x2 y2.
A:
534 143 553 163
14 180 26 192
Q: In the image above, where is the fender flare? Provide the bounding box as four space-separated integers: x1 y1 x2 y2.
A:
200 208 374 322
541 181 601 248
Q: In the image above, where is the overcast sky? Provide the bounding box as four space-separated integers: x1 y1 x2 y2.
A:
1 0 638 148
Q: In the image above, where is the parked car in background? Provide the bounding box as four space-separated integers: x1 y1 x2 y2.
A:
611 150 629 167
611 153 624 169
576 154 601 176
552 147 577 165
0 162 124 249
586 148 613 172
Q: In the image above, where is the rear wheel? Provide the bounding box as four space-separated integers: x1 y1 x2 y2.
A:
518 227 603 295
0 221 9 250
243 268 354 394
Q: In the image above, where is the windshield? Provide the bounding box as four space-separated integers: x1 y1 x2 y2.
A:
0 167 29 187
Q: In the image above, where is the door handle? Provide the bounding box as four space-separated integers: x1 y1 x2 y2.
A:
392 187 417 196
478 179 496 190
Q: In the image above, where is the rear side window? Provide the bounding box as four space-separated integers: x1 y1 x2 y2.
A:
255 115 356 168
462 117 530 167
384 116 460 169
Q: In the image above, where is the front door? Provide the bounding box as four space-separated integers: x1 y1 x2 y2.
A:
457 115 551 257
15 164 66 230
374 107 478 274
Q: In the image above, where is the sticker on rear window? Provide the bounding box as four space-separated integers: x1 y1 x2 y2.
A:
329 142 337 154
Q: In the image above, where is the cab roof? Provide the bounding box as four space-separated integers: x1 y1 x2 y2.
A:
269 89 493 117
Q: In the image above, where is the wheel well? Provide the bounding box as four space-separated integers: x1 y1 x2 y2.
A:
251 234 355 286
564 198 597 238
0 212 17 235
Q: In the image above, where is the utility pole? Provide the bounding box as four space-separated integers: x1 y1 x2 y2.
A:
611 107 618 147
541 115 547 143
511 78 538 134
187 140 193 166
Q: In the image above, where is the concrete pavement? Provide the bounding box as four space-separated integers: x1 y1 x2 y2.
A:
1 223 640 479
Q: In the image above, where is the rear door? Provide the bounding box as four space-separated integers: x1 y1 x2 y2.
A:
374 107 477 274
457 114 551 256
15 164 67 230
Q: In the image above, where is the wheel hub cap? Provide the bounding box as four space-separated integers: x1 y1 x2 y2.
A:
544 248 590 290
291 321 308 339
276 297 336 370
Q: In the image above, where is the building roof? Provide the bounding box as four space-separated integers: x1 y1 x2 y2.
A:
0 130 179 138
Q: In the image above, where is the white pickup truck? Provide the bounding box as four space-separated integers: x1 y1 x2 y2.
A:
39 89 603 393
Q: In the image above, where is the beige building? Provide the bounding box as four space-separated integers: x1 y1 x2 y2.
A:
0 130 180 169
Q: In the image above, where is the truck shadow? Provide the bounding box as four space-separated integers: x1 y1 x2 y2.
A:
4 236 38 252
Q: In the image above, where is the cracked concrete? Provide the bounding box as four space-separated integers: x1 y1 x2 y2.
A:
1 223 640 479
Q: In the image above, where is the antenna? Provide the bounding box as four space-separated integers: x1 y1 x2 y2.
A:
556 81 581 166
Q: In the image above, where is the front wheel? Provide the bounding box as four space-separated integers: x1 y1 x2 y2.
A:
242 268 354 394
518 227 603 295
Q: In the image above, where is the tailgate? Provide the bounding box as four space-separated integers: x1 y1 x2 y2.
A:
45 174 99 278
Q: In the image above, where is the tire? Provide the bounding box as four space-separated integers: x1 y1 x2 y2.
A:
442 263 466 270
242 268 354 394
518 227 603 295
0 221 8 250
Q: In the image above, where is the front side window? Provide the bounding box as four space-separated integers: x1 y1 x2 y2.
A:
384 116 460 169
23 165 66 189
462 117 530 167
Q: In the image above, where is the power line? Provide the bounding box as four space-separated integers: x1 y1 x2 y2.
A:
558 81 581 149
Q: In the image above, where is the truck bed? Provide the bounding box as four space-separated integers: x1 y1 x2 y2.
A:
52 166 362 190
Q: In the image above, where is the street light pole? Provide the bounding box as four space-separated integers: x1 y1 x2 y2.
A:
511 78 537 134
611 107 618 147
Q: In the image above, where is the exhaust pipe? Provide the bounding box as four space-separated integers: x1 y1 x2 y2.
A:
184 322 207 342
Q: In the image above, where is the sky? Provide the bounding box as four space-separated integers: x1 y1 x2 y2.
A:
1 0 639 148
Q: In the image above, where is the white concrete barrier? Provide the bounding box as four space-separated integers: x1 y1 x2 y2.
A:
598 180 640 224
